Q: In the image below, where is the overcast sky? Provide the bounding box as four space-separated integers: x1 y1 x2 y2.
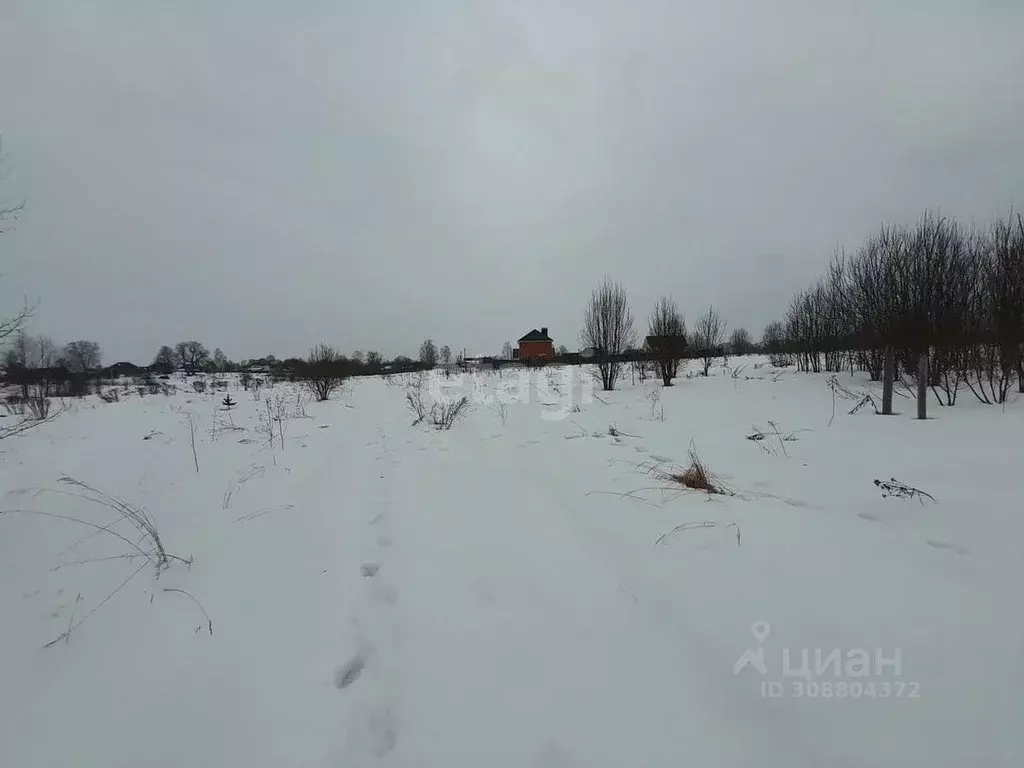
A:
1 1 1022 363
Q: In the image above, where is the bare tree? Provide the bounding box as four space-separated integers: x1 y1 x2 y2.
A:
365 350 383 370
0 301 30 348
419 339 437 369
304 343 347 401
501 341 513 360
5 330 31 398
761 321 790 366
728 328 752 357
0 138 23 234
692 306 726 376
1 139 31 347
647 296 686 386
35 335 57 368
439 345 453 369
581 277 636 391
6 333 61 401
212 348 228 371
29 335 60 397
153 345 177 373
5 329 28 366
175 340 209 375
63 340 102 372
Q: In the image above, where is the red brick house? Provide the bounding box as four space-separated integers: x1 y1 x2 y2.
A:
517 327 554 361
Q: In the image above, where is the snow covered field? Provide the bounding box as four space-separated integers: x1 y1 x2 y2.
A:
1 360 1022 767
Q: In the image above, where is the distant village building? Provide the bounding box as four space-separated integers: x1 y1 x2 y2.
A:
517 327 554 362
102 362 147 378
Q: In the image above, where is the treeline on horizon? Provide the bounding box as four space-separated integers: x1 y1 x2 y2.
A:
4 209 1022 410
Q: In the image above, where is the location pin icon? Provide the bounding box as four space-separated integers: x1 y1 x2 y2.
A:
751 621 771 644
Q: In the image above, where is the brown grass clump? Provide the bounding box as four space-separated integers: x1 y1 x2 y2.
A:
666 444 724 494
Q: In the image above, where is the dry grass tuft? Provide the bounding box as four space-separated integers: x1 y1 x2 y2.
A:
2 477 197 647
661 444 727 495
670 467 716 493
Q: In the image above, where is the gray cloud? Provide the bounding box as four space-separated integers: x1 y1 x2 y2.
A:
1 0 1022 362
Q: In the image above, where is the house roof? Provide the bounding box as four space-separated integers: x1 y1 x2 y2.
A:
518 329 552 343
104 361 145 373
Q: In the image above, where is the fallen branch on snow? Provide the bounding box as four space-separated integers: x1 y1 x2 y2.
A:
873 477 936 504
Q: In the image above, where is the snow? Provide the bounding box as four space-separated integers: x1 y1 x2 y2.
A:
1 360 1022 766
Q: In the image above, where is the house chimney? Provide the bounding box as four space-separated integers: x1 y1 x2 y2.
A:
541 327 548 336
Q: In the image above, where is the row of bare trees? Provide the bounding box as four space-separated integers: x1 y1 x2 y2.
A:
768 210 1024 413
581 277 738 390
3 333 103 398
152 341 217 374
295 343 431 401
417 339 462 371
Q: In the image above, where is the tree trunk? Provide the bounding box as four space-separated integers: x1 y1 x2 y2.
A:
881 346 894 415
917 352 928 420
659 359 673 387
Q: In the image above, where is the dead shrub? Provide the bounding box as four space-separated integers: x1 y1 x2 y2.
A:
27 391 51 419
405 373 471 430
490 399 509 426
304 343 347 402
431 395 471 430
405 374 429 425
1 390 62 440
3 396 25 416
